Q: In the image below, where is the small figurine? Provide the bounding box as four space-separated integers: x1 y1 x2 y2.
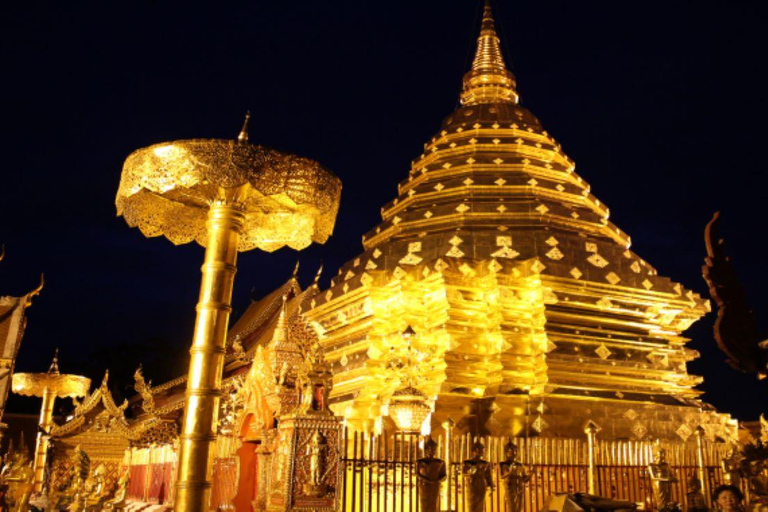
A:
500 441 530 512
417 438 446 512
304 430 329 497
103 469 129 510
649 446 678 511
463 442 494 512
1 449 34 512
747 460 768 512
686 476 708 512
722 445 744 489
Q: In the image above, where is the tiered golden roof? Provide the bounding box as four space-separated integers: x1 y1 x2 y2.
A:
306 2 733 440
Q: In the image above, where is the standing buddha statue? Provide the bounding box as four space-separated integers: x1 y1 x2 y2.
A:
417 438 446 512
462 442 494 512
649 447 678 511
500 441 531 512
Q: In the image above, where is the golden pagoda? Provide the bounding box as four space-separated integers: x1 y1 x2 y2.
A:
306 2 735 441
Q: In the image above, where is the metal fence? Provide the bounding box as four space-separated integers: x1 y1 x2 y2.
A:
339 430 733 512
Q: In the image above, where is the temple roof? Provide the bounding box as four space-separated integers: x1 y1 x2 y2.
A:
0 254 44 419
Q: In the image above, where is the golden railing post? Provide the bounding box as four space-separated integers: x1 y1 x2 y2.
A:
584 420 601 495
694 426 710 507
175 203 244 511
442 418 455 509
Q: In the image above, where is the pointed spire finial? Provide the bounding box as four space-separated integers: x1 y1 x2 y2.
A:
272 294 289 344
292 259 300 279
313 262 324 287
48 348 60 374
460 1 518 106
0 245 5 264
237 111 251 143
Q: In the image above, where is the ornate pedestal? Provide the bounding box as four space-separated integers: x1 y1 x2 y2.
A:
266 414 342 512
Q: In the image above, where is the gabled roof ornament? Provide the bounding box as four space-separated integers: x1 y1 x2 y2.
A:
237 111 251 143
460 0 519 106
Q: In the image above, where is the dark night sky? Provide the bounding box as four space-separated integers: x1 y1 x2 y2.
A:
1 2 766 419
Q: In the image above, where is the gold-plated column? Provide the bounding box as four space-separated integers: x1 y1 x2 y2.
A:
32 387 56 492
175 202 244 512
695 426 710 507
584 420 601 495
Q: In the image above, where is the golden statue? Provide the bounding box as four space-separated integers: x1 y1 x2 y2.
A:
686 476 708 512
1 449 34 512
304 430 329 497
500 441 530 512
103 469 129 511
417 438 446 512
648 447 678 511
463 442 494 512
747 460 768 512
723 444 745 488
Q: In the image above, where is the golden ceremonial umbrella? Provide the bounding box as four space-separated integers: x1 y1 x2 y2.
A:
115 114 342 511
12 351 91 493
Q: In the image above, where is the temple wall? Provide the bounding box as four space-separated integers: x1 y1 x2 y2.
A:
51 430 128 495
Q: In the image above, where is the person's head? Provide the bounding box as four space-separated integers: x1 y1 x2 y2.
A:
688 476 701 492
472 442 485 457
504 441 518 460
713 484 743 511
654 447 667 463
424 438 437 457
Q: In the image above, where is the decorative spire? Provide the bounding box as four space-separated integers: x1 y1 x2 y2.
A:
312 262 324 287
237 111 251 143
272 295 289 344
292 259 300 280
48 348 60 375
460 0 519 106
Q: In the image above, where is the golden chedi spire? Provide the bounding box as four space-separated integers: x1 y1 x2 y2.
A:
460 0 518 106
306 3 728 441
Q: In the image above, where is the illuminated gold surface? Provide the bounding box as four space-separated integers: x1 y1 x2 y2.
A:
116 139 341 252
116 129 341 511
306 2 734 440
11 372 90 399
12 359 90 493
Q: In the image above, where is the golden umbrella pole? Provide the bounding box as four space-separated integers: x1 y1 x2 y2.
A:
12 351 91 493
116 115 342 511
176 202 244 508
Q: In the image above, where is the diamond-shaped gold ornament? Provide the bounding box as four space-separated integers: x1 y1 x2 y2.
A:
546 247 564 260
595 344 612 359
587 254 609 268
676 424 693 441
631 422 647 440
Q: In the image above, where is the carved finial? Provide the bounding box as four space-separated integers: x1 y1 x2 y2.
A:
460 1 518 106
292 259 300 279
237 111 251 143
272 295 289 344
102 370 110 386
25 273 45 307
48 348 60 374
312 262 324 287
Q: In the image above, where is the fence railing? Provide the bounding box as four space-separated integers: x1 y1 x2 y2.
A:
339 430 733 512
